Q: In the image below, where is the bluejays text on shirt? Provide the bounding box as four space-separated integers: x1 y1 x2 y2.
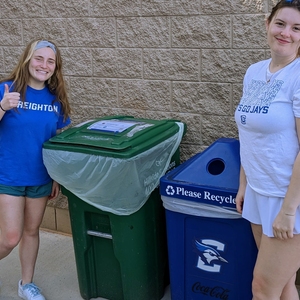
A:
237 79 284 115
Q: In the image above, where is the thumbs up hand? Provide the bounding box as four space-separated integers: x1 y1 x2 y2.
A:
0 84 20 111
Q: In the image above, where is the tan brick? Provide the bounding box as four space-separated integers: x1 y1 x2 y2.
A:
119 80 171 110
144 49 199 81
233 14 267 49
202 116 238 145
43 0 89 17
172 82 231 115
70 106 98 126
180 144 205 163
201 0 268 13
0 20 23 45
3 47 23 73
202 49 266 83
1 1 43 18
70 77 118 107
170 113 203 145
23 19 69 46
67 18 116 47
142 0 200 15
232 83 243 112
90 0 141 16
118 17 170 48
172 16 231 48
93 48 142 78
60 48 93 76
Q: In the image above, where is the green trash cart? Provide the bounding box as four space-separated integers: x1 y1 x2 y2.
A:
43 115 186 300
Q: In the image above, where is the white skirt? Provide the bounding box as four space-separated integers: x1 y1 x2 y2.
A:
242 184 300 237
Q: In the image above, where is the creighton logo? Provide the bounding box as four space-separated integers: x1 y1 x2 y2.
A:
241 115 246 125
166 185 175 196
195 239 228 273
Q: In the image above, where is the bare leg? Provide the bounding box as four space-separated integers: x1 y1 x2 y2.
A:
251 223 262 248
281 274 298 300
251 223 300 300
19 196 48 284
0 194 24 259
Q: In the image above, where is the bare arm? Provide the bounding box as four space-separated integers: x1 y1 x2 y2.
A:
0 108 5 120
49 180 60 200
272 118 300 239
236 165 247 214
50 128 67 199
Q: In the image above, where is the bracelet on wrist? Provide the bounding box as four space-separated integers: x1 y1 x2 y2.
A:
0 102 6 112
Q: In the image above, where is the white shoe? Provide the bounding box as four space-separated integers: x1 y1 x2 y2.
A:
18 280 46 300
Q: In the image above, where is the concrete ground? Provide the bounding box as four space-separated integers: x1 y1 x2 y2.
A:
0 230 171 300
2 230 299 300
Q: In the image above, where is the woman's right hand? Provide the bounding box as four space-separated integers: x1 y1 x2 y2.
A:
1 84 20 111
235 188 245 214
236 166 247 214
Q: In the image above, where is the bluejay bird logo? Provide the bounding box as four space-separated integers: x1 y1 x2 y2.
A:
195 239 228 273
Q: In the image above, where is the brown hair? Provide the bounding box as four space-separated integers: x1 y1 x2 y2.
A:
0 39 71 120
267 0 300 56
268 0 300 23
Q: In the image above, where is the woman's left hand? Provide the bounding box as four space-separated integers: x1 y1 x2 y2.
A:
272 210 295 240
49 181 60 200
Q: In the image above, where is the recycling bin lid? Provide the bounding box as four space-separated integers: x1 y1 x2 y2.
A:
43 115 184 158
160 138 240 210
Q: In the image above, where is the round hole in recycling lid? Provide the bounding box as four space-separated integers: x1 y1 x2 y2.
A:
207 158 225 175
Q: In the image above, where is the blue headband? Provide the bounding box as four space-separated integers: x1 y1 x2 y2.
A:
286 0 293 2
34 41 56 54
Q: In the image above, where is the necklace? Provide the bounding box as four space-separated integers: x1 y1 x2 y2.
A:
266 68 273 83
266 57 297 83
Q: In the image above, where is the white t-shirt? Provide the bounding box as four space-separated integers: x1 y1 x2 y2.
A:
235 58 300 197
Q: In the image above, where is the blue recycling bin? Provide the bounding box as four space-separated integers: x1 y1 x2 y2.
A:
159 138 257 300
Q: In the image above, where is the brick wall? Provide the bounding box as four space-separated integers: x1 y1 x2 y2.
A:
0 0 275 161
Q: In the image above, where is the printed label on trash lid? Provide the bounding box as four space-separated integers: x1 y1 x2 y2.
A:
87 120 139 133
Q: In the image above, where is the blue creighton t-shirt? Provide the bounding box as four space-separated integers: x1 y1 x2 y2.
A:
0 82 71 186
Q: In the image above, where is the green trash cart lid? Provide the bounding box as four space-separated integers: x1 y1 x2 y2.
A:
43 115 184 158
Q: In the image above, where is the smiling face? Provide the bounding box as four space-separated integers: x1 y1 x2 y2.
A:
266 7 300 59
28 47 56 89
